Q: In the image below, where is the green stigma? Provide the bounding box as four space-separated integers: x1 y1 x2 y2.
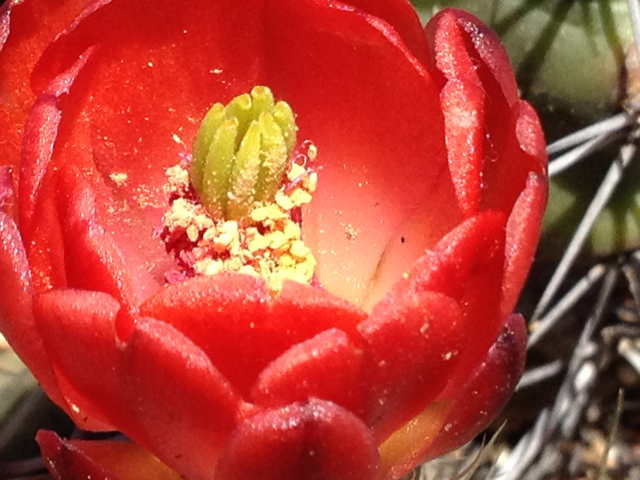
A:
192 86 297 220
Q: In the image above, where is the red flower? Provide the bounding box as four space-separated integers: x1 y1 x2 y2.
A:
0 0 547 478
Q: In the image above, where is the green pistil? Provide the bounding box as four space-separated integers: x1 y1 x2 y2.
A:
192 86 298 220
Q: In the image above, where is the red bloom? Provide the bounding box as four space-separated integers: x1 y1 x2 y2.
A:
0 0 547 478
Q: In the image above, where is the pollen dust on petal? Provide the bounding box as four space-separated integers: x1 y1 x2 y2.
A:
109 172 128 186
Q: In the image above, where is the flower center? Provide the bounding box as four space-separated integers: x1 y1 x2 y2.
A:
160 86 318 292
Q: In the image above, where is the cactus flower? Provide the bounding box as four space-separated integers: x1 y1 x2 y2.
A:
0 0 547 478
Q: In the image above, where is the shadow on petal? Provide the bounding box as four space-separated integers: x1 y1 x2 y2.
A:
421 313 527 461
37 431 181 480
377 400 451 480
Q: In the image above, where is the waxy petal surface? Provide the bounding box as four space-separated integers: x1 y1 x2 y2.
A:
56 164 158 338
425 9 547 219
34 289 133 430
344 0 430 65
142 275 367 396
35 289 244 478
265 0 452 306
17 51 91 293
423 314 527 460
502 172 547 317
427 10 485 217
359 291 465 442
251 328 364 414
398 211 507 397
0 0 93 172
120 317 243 479
215 399 380 480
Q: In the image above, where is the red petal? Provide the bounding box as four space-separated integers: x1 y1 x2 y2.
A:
251 328 364 414
272 280 368 344
359 291 465 442
215 399 380 480
425 9 547 218
515 101 547 166
358 168 463 311
35 288 244 478
19 36 166 296
343 0 430 65
139 274 270 397
481 99 548 215
422 313 527 460
19 44 160 296
398 211 505 298
121 317 242 479
425 10 485 217
0 0 93 173
37 430 115 480
22 179 67 291
430 9 519 106
18 48 93 237
502 172 547 317
399 211 507 398
0 211 64 407
34 289 130 430
0 164 16 220
56 163 159 339
141 275 367 396
259 0 451 306
37 431 182 480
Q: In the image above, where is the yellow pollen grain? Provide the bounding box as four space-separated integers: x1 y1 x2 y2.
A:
275 191 294 210
206 260 224 275
194 214 214 230
290 240 310 260
303 172 318 191
238 265 259 276
287 163 306 181
186 225 200 242
162 142 318 293
284 222 301 239
278 254 296 268
109 172 128 186
289 188 312 206
267 231 288 251
251 204 287 223
202 227 217 241
225 257 244 271
213 232 234 252
248 234 270 253
164 165 190 195
344 224 358 241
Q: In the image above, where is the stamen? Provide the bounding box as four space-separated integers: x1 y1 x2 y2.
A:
191 86 298 220
161 87 318 293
